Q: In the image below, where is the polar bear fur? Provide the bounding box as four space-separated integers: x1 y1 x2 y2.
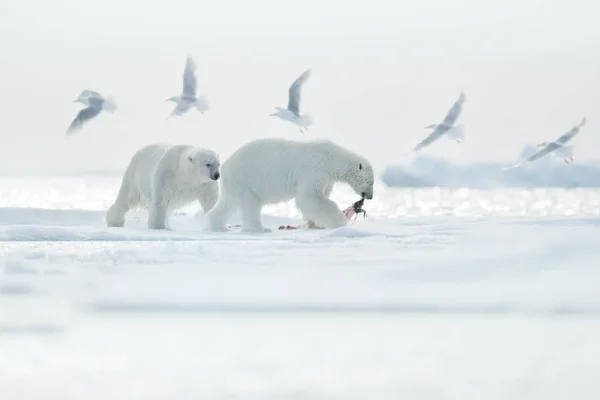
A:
106 143 220 229
206 138 374 233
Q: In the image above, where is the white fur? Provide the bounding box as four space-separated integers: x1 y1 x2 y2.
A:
106 143 220 230
206 138 374 233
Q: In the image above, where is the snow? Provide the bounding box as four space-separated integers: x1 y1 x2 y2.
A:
1 176 600 399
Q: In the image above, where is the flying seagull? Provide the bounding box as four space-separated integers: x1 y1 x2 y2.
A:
535 142 576 164
166 55 208 117
270 68 313 134
413 90 466 152
503 117 587 170
67 90 117 135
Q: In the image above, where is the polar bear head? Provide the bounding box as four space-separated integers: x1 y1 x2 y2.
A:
345 158 375 200
185 149 221 182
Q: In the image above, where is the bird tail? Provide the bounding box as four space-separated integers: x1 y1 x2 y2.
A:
554 144 575 159
103 96 117 112
194 96 209 113
446 124 465 141
300 112 314 126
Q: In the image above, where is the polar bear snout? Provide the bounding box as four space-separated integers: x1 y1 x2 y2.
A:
361 188 373 200
205 162 220 181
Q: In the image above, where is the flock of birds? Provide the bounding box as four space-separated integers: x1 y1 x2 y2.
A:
66 55 588 171
66 55 314 136
410 90 587 169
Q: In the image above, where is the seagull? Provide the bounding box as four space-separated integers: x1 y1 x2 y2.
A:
535 142 576 164
270 68 313 134
503 117 587 170
166 55 208 117
413 90 466 152
67 90 117 135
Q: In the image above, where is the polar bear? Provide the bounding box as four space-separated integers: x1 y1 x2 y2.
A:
106 143 220 229
206 138 374 233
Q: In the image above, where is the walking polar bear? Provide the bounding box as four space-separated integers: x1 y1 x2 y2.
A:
106 143 220 230
206 138 374 233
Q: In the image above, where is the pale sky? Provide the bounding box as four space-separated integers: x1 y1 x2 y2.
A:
0 0 598 175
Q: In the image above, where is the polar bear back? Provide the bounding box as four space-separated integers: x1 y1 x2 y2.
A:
220 138 372 204
126 143 217 207
127 143 172 204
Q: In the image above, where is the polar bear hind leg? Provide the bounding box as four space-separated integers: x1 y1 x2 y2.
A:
147 191 169 230
206 188 237 232
239 192 272 233
106 168 141 228
305 219 323 229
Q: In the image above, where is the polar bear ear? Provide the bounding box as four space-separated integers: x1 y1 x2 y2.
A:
359 163 363 170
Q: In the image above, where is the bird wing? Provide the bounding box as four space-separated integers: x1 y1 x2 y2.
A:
87 96 105 109
74 90 104 106
502 161 526 171
413 128 446 152
66 106 103 134
169 101 192 117
78 89 103 100
182 55 197 97
441 90 466 126
552 144 575 159
554 116 586 145
287 68 312 116
523 142 562 162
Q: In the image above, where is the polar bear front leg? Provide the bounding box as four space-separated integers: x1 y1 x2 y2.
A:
305 219 324 229
198 182 219 213
296 193 347 230
148 193 169 230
